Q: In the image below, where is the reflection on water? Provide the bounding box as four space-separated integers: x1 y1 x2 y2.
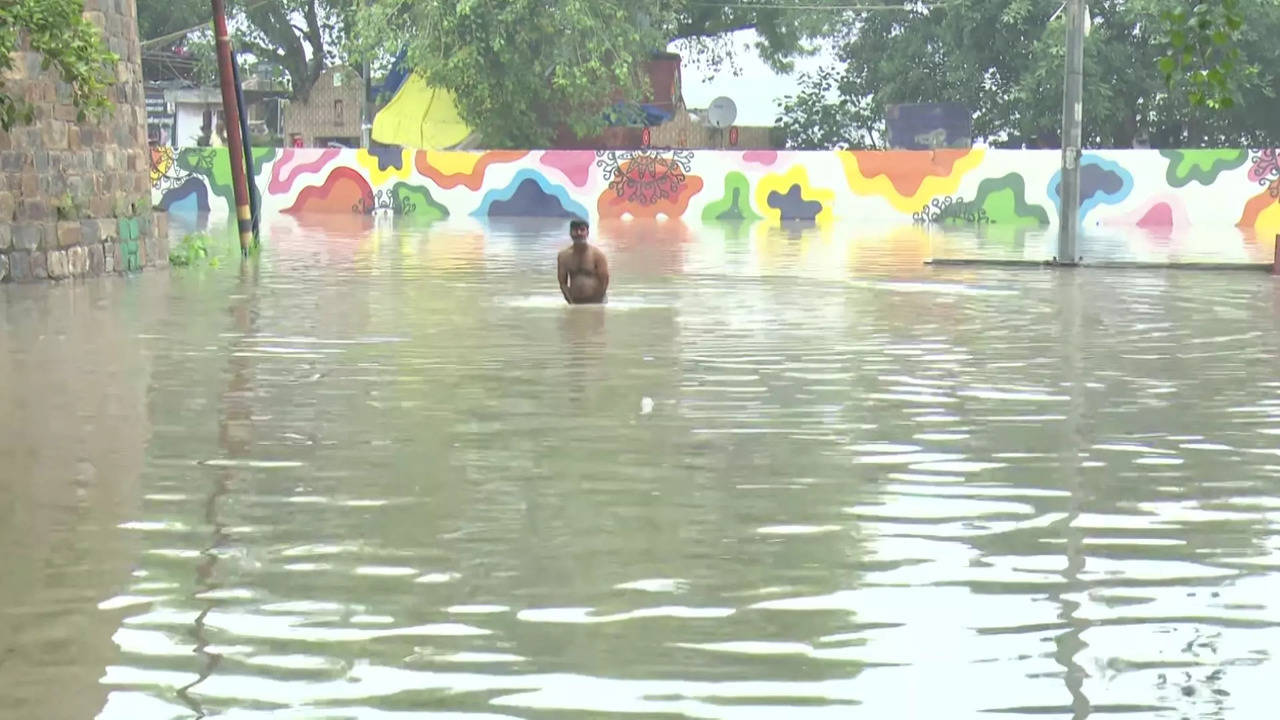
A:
4 218 1280 719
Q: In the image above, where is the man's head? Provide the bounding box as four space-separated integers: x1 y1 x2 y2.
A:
569 219 589 245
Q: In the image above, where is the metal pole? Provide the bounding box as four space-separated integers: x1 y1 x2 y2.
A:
211 0 254 255
229 51 261 245
361 60 372 148
1057 0 1085 265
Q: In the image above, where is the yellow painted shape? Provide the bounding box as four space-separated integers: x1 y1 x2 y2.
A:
754 165 836 225
837 149 987 214
421 151 487 176
1253 201 1280 235
355 148 414 186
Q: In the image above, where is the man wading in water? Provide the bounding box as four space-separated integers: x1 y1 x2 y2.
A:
557 219 609 304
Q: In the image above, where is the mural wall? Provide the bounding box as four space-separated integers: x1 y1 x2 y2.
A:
151 146 1280 245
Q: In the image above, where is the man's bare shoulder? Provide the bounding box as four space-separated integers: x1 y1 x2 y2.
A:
557 247 573 262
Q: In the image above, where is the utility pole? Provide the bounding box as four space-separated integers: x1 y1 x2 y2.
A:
1057 0 1085 266
211 0 254 255
361 60 372 148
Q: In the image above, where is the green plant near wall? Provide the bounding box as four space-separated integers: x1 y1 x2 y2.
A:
169 232 218 268
55 191 82 220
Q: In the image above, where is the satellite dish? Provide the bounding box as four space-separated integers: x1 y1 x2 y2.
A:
706 96 738 128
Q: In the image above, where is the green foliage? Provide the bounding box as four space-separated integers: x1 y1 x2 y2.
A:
1158 0 1254 110
55 192 82 221
776 0 1280 149
775 65 877 150
0 0 119 131
354 0 849 147
168 231 229 268
138 0 352 99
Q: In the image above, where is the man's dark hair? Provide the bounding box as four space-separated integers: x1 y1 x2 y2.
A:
569 219 589 232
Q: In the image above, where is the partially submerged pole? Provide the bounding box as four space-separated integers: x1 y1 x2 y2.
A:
1057 0 1085 266
210 0 254 255
229 51 261 245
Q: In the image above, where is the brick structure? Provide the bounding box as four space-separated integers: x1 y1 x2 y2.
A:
283 66 364 147
0 0 167 283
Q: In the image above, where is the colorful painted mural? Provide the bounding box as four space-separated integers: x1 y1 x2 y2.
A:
151 147 1280 241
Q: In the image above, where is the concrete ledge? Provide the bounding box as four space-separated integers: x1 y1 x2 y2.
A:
926 258 1274 271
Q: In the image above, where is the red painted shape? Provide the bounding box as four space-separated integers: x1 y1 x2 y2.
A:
285 166 373 215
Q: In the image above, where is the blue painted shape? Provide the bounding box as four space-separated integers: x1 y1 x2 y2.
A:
472 169 590 219
368 143 405 172
766 184 823 221
1048 154 1133 225
159 178 211 215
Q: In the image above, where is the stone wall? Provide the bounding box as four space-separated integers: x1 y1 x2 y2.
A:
0 0 167 283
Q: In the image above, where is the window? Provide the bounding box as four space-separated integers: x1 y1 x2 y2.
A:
334 99 344 125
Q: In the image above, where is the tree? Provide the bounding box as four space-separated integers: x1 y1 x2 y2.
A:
775 0 1280 149
1157 0 1252 110
137 0 353 100
353 0 851 147
0 0 118 131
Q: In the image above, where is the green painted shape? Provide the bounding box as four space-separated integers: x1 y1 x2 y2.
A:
1159 148 1247 188
117 216 140 241
176 147 279 215
701 172 761 222
392 182 448 221
973 173 1049 226
121 240 140 271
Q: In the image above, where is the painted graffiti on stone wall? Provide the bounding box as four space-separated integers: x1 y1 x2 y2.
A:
151 146 1280 241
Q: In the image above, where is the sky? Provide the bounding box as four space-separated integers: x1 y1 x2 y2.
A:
670 29 839 127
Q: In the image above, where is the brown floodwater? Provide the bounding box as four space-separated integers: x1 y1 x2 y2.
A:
3 218 1280 719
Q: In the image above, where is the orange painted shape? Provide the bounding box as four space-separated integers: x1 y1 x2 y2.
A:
849 149 973 197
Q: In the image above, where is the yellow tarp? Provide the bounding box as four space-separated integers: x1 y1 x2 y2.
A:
371 73 473 150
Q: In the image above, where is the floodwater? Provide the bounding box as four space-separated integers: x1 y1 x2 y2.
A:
4 218 1280 720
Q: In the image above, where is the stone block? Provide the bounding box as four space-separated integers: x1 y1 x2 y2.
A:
0 253 8 282
8 251 30 282
89 196 111 217
68 245 88 277
98 218 118 242
0 224 10 250
45 250 66 279
20 172 38 195
67 126 81 149
30 250 49 280
15 200 49 223
0 191 13 221
41 121 69 149
80 219 102 245
89 243 105 275
13 223 43 251
111 242 123 273
57 221 81 248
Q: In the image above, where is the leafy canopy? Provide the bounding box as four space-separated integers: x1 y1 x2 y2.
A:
352 0 849 147
775 0 1280 149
